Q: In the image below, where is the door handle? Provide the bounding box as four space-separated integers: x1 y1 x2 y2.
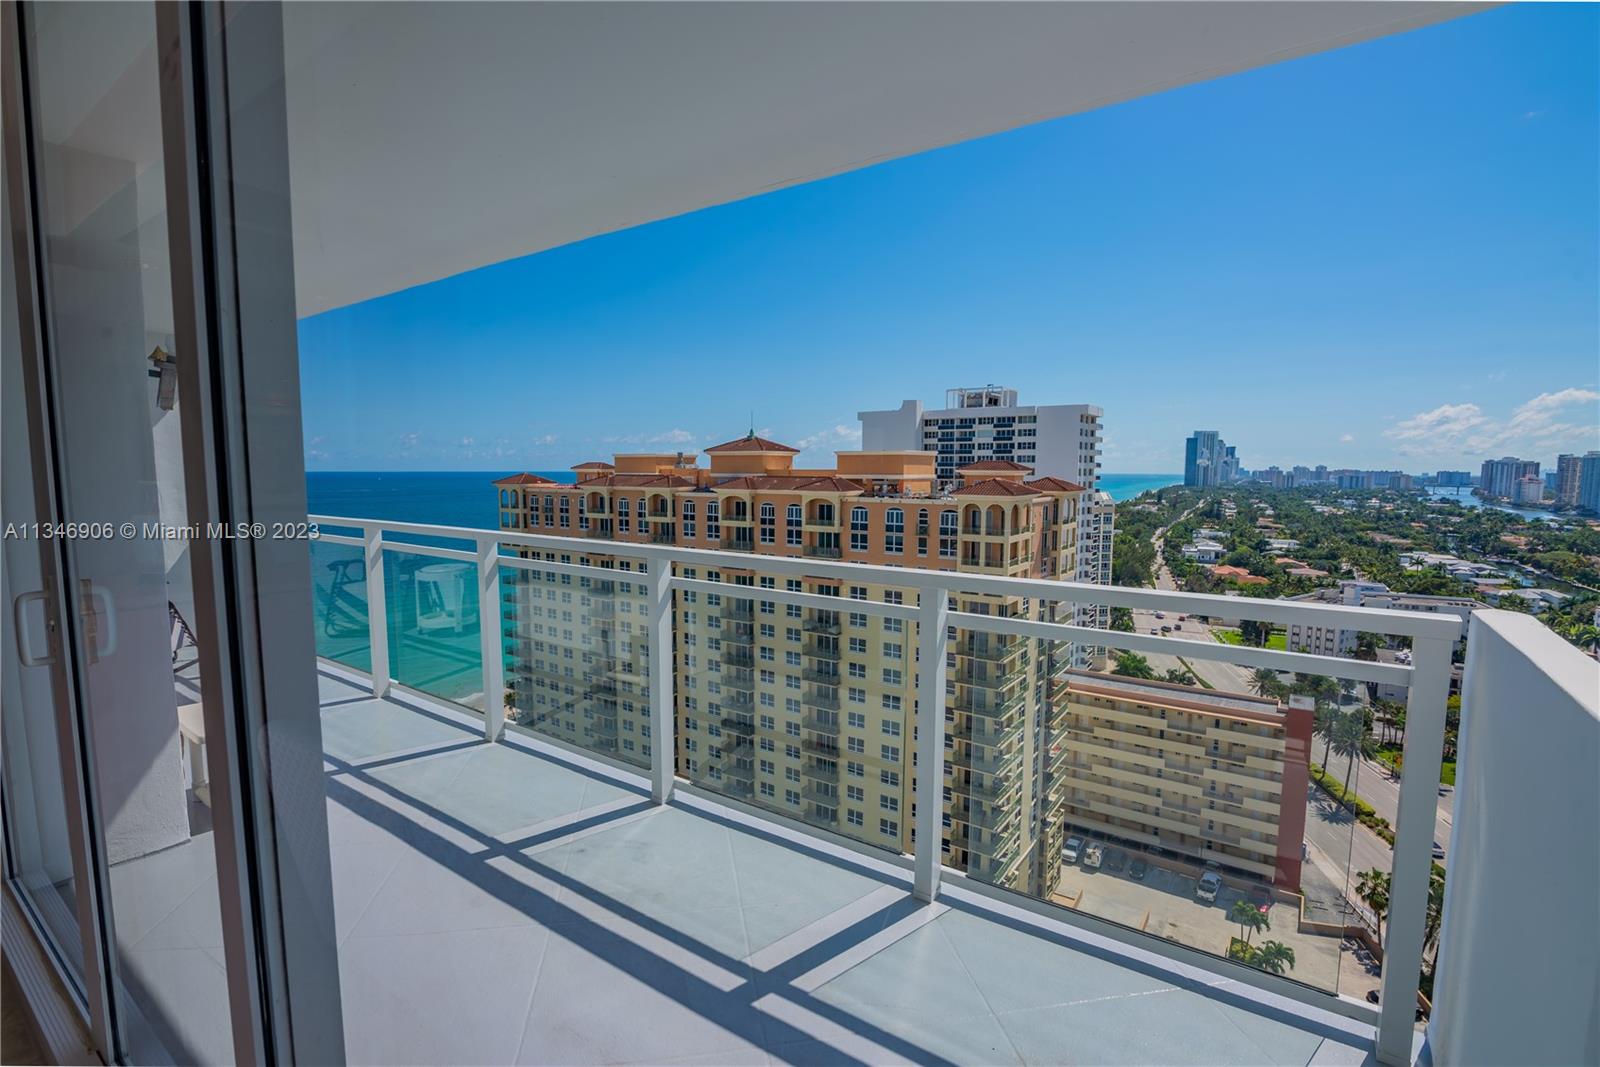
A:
12 590 55 667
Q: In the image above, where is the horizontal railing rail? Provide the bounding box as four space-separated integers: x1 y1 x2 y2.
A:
308 513 1455 1060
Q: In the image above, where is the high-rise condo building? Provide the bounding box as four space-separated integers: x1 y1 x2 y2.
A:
1514 475 1545 506
1183 430 1235 488
859 386 1114 663
1479 457 1539 500
1435 470 1473 487
858 386 1102 488
1581 452 1600 515
495 436 1087 898
1555 453 1594 508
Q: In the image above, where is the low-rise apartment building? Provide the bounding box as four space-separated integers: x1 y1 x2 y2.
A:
1056 672 1311 887
1286 581 1475 656
495 435 1087 899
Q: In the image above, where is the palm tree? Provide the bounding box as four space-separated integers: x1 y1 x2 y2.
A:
1330 711 1374 795
1423 868 1447 975
1112 651 1156 680
1252 940 1297 975
1229 898 1270 946
1248 668 1280 698
1314 703 1340 768
1354 868 1391 938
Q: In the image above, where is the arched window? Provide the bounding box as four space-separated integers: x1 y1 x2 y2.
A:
785 503 802 546
760 501 776 544
884 508 904 555
939 510 957 558
850 506 869 552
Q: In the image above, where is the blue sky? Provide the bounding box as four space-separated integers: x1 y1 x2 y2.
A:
299 4 1598 475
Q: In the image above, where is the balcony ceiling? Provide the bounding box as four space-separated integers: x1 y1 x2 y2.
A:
280 2 1488 318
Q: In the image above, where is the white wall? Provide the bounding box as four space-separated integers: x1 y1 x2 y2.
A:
859 399 921 453
1428 611 1599 1066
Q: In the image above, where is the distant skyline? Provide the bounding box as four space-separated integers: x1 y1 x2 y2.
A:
298 4 1597 475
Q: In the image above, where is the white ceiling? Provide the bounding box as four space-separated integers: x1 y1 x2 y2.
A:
280 2 1487 319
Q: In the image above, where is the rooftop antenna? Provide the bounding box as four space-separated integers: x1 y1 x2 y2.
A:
748 411 755 439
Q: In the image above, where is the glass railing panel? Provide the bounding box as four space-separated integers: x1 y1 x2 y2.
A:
501 553 651 769
309 528 371 673
382 546 484 717
941 603 1377 999
678 562 915 857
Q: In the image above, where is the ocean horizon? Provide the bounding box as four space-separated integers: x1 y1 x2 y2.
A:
306 470 1182 530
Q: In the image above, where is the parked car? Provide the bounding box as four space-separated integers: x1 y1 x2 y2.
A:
1196 871 1223 902
1155 612 1165 619
1149 628 1159 634
1160 625 1172 633
1248 884 1273 914
1129 857 1149 881
1063 836 1084 864
1105 848 1126 874
1432 841 1446 859
1083 842 1104 869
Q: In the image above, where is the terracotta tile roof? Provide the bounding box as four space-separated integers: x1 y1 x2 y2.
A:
704 433 799 454
493 473 560 486
711 475 865 493
951 478 1040 498
570 461 615 470
959 460 1032 472
1023 476 1088 493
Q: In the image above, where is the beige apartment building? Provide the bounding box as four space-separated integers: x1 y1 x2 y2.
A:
1055 672 1311 887
494 434 1086 898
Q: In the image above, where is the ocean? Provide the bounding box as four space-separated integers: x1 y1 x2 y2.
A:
305 470 1181 526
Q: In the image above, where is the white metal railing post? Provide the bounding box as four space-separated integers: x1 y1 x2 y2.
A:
363 524 390 698
913 587 951 902
646 561 675 804
1375 632 1454 1065
478 537 504 743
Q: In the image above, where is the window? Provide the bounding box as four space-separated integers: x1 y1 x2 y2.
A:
884 508 904 554
785 502 803 545
880 819 900 839
850 506 869 551
940 509 958 557
760 501 776 543
682 499 696 538
618 496 631 532
707 500 720 539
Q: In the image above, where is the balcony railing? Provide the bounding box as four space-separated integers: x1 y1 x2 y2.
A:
310 512 1472 1061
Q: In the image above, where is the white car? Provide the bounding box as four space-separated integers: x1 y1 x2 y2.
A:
1196 871 1224 902
1083 842 1104 869
1063 836 1084 864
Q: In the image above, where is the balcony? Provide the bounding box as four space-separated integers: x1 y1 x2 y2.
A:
286 514 1587 1067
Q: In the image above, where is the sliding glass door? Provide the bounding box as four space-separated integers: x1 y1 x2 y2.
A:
3 3 340 1063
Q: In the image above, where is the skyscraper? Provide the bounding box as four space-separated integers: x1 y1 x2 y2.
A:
1555 453 1589 507
1183 430 1233 487
1580 452 1600 515
1479 457 1540 500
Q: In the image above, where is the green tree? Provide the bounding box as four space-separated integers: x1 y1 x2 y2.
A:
1314 703 1341 767
1248 668 1280 698
1330 711 1375 795
1230 898 1270 946
1354 868 1391 939
1164 668 1198 686
1252 940 1297 975
1111 651 1156 680
1110 607 1135 633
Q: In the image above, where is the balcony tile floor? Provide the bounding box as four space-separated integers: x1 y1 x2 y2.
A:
113 665 1383 1065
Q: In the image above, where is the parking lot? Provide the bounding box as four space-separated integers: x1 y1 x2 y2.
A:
1052 846 1371 996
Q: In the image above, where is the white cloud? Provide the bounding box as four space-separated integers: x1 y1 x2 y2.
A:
398 431 421 450
795 424 862 452
602 428 700 446
532 433 559 447
1383 389 1600 459
1339 433 1354 443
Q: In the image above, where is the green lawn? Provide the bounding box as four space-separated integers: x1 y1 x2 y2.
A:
1376 744 1457 786
1214 628 1287 651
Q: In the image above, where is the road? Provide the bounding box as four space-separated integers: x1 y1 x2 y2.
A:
1319 748 1454 861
